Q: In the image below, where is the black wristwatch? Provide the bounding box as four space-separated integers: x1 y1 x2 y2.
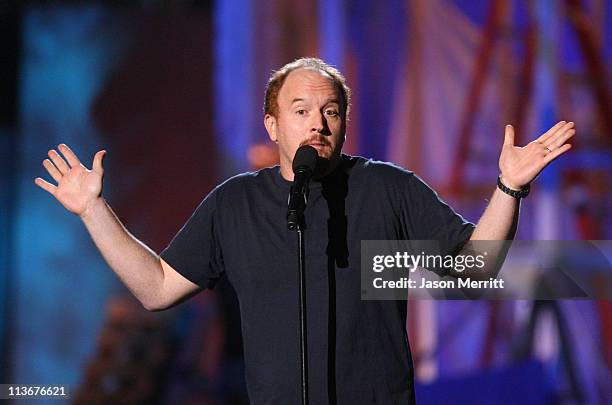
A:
497 176 530 199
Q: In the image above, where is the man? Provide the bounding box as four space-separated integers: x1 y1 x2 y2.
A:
35 58 575 403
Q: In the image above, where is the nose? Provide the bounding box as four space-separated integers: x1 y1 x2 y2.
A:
311 111 329 135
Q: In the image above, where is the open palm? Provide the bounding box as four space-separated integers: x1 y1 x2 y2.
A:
35 144 107 217
499 121 575 190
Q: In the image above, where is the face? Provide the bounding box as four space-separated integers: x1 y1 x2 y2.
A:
264 68 346 180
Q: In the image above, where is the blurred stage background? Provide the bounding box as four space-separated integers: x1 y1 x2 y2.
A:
1 0 611 403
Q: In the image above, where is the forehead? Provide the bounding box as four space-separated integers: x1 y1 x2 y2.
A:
278 68 340 103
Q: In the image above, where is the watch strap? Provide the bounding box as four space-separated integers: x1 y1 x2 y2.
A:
497 176 530 199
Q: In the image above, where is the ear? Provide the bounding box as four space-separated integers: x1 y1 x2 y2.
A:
264 114 278 143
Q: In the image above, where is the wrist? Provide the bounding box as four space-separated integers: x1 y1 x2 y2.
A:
498 175 522 191
80 197 106 222
497 176 530 199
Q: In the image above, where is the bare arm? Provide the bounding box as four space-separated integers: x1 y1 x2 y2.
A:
471 121 575 242
458 122 575 284
35 144 200 311
470 187 519 242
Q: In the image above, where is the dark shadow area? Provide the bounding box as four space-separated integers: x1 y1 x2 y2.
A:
321 156 354 404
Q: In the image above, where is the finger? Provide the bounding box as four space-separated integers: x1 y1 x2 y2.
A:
58 144 82 168
43 159 62 182
504 125 515 147
546 128 575 150
543 143 572 164
542 122 575 146
34 177 57 195
535 121 567 144
92 150 106 174
48 149 70 174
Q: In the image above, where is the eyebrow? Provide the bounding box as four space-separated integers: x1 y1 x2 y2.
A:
290 98 340 105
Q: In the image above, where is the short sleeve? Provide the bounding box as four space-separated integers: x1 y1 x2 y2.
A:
401 173 475 256
160 189 224 289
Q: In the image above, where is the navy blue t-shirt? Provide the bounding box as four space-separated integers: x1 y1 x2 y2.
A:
161 155 475 404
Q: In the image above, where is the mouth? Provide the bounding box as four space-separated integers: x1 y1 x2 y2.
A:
306 142 329 151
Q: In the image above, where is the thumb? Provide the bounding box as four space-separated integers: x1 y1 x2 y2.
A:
504 124 515 147
93 150 106 174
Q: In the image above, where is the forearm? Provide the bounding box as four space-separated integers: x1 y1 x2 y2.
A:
80 197 165 310
458 187 520 285
470 187 520 241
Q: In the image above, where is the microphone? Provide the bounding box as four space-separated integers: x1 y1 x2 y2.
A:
287 145 318 230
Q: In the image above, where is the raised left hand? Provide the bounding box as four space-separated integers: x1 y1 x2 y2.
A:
499 121 575 190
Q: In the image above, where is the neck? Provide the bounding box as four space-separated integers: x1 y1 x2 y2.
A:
279 164 295 181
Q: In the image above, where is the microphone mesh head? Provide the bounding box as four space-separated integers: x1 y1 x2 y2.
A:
292 145 318 173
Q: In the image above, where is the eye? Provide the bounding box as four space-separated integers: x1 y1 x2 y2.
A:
296 109 307 116
325 109 339 117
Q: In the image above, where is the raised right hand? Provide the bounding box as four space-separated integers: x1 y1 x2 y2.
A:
35 144 107 218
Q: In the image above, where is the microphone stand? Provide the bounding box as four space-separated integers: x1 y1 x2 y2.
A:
296 221 308 405
288 180 309 405
287 145 317 405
